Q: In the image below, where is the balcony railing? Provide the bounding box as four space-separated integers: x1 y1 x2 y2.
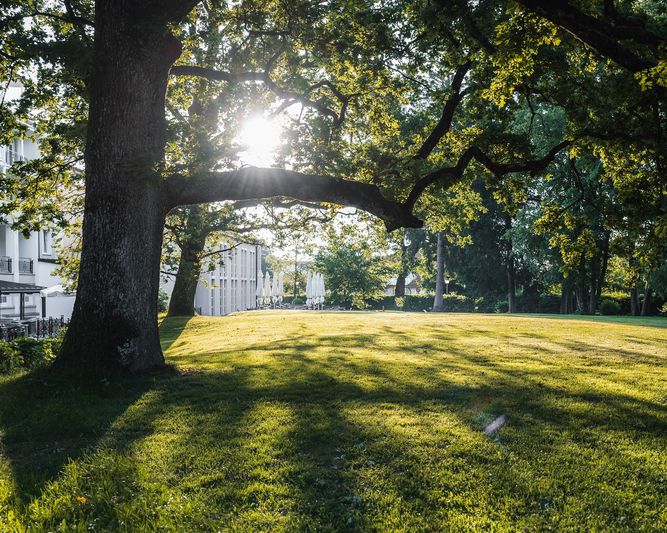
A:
2 147 25 166
0 256 11 274
19 257 33 274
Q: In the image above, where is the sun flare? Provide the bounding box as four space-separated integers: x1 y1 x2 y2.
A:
237 115 283 167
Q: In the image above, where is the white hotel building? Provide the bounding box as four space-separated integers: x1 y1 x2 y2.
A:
0 137 76 319
161 243 263 316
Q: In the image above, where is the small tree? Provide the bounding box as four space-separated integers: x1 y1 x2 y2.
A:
314 241 391 309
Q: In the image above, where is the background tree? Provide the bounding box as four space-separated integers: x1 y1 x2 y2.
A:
314 225 392 309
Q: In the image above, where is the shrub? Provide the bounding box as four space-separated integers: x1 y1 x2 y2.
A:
0 336 62 374
495 299 509 313
404 295 435 312
158 289 169 312
0 341 20 373
599 298 622 315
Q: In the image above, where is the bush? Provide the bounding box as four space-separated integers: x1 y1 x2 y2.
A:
158 289 169 312
0 336 62 374
599 298 622 315
0 341 21 373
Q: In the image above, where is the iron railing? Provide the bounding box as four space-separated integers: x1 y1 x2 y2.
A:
18 257 33 274
3 147 25 166
0 256 11 274
0 316 69 341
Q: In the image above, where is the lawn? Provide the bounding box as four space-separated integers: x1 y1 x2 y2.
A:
0 312 665 531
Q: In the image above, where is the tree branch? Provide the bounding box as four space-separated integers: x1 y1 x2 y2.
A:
406 140 572 209
515 0 658 72
170 65 265 83
414 63 471 160
162 167 422 231
170 63 353 127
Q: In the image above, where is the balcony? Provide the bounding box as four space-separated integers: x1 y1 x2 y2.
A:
19 257 33 274
0 256 11 274
2 147 25 166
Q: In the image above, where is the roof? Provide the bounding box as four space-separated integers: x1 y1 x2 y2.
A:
0 280 45 293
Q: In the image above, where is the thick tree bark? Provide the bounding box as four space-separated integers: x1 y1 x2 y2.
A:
56 2 184 376
507 262 517 313
505 215 516 313
395 273 406 297
641 283 652 316
560 282 570 314
630 284 640 316
515 0 658 72
167 236 206 317
433 232 445 311
395 239 408 297
588 254 600 315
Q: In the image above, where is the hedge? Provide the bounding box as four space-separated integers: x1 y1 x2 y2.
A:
366 293 632 315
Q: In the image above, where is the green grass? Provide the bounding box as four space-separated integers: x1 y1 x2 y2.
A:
0 312 666 531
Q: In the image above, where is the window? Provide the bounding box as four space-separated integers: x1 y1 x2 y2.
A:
210 277 215 313
0 295 7 304
41 230 52 255
24 294 31 305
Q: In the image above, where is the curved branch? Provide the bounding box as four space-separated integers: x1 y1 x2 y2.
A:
170 65 352 127
515 0 658 72
170 65 265 83
406 140 572 209
163 167 422 231
414 62 471 160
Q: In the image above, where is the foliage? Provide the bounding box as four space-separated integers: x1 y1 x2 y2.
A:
314 236 392 308
0 336 62 374
157 289 169 313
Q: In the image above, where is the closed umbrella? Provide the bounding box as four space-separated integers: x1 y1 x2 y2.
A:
320 274 325 307
313 273 320 308
263 272 272 306
256 268 264 307
271 272 279 307
278 272 284 305
305 271 312 307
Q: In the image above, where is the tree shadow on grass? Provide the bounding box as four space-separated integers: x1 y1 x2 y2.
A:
0 368 154 504
0 317 195 506
0 322 665 529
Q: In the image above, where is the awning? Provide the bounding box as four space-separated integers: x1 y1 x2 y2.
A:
0 280 45 293
0 280 45 320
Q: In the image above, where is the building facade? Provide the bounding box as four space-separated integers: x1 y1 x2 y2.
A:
162 243 263 316
1 138 76 319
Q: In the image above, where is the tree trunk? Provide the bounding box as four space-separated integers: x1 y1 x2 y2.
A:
588 254 599 314
167 237 206 317
395 238 408 297
630 284 640 316
560 282 570 314
505 214 516 313
641 283 652 316
575 255 589 314
433 232 444 311
506 260 516 313
395 273 407 297
56 4 182 376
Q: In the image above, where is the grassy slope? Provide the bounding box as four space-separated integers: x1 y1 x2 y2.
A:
0 312 665 531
